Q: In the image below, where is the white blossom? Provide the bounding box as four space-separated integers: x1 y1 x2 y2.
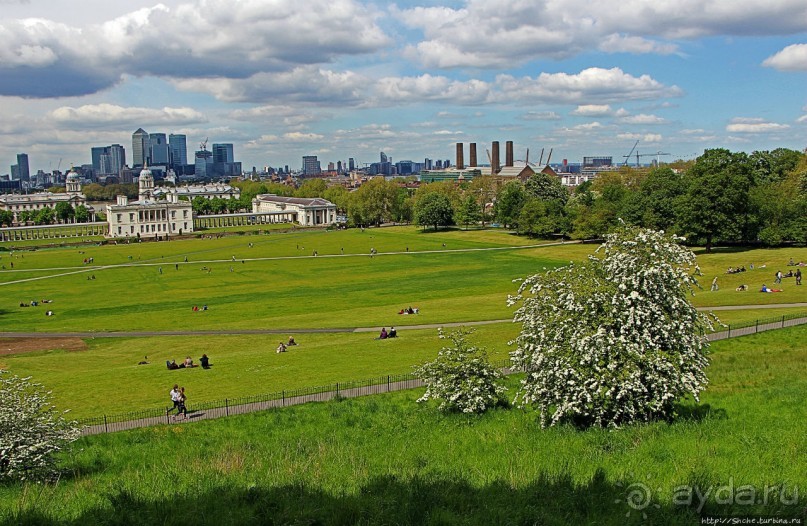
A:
510 224 713 428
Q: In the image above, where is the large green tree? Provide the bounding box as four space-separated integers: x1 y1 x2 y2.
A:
455 194 482 230
493 180 526 229
677 149 753 252
74 205 90 223
415 192 454 231
0 210 14 226
54 202 75 224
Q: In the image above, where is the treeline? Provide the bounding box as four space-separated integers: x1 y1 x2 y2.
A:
250 148 806 250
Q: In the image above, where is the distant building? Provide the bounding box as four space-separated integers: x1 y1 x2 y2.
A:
0 168 95 222
92 144 126 176
132 128 149 167
252 194 336 226
302 156 321 176
153 184 240 202
195 148 214 179
419 168 481 183
16 153 30 183
169 134 187 169
149 133 169 165
106 166 194 238
583 156 613 168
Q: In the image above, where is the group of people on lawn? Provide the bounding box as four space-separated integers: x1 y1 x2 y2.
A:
276 336 297 353
166 354 210 369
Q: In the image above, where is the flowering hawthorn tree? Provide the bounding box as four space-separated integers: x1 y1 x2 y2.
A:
509 225 714 428
415 329 506 414
0 371 81 481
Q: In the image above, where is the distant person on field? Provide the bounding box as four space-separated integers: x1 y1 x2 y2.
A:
378 328 388 339
389 327 397 338
287 336 297 346
277 342 287 353
796 268 802 285
200 354 210 368
710 276 718 291
176 387 188 419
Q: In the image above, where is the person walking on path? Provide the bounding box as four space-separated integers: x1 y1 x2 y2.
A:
711 276 719 292
176 387 188 420
775 270 783 284
167 385 181 415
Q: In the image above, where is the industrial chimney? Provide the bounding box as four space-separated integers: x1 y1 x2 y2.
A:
491 141 501 174
469 143 477 168
456 142 464 170
505 141 514 167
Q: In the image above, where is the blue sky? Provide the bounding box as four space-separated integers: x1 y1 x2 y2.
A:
0 0 805 174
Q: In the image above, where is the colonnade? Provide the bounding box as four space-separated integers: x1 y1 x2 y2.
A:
194 212 297 229
0 222 109 242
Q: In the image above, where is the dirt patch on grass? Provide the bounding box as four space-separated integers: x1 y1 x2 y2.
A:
0 337 88 355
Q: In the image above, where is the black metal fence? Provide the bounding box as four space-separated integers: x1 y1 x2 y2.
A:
76 314 806 435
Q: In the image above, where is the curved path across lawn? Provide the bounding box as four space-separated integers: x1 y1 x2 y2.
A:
1 303 806 339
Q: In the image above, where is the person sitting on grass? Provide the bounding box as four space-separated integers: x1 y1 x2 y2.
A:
287 336 297 346
378 328 388 340
166 359 179 370
183 356 194 368
389 327 397 338
735 284 748 291
276 342 287 353
200 354 210 369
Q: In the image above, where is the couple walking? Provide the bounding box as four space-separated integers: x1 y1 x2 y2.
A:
167 384 188 419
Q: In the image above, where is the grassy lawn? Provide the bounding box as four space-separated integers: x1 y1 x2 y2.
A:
0 227 804 420
0 326 804 525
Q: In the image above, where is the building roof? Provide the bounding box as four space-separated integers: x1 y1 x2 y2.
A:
255 194 334 207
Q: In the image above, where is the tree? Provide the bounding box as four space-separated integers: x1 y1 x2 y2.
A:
414 329 506 414
524 172 569 205
209 197 228 214
74 205 90 223
677 148 753 252
54 202 75 224
0 210 13 227
34 207 55 225
455 194 482 229
415 192 454 231
192 196 212 215
295 179 327 198
493 180 526 229
510 225 713 428
0 371 81 481
347 178 398 226
324 186 349 212
518 198 562 238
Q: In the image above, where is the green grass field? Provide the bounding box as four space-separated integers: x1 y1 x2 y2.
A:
1 326 804 525
1 227 805 420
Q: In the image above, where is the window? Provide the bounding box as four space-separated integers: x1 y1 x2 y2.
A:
117 214 122 222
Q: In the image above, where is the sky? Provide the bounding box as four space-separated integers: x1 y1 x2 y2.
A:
0 0 806 174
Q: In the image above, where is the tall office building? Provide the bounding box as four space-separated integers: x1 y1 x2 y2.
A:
92 144 126 175
16 153 30 182
91 147 106 173
380 152 388 163
149 133 169 165
212 143 234 164
348 158 355 172
132 128 149 167
302 155 321 176
169 134 187 168
194 149 213 179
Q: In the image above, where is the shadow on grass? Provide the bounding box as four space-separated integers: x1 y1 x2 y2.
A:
4 470 707 526
672 402 728 422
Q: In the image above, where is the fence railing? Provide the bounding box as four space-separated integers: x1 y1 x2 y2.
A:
76 315 807 435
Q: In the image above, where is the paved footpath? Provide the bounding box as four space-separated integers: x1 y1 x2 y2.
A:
77 315 807 436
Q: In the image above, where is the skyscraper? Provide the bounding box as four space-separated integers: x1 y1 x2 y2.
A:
16 153 29 182
92 144 126 175
212 143 234 164
149 133 169 165
348 158 355 172
302 156 321 176
380 152 388 163
132 128 149 167
169 134 187 168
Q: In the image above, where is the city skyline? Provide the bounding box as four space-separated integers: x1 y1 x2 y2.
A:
1 0 806 174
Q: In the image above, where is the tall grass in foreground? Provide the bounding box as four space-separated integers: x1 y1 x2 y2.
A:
1 326 805 525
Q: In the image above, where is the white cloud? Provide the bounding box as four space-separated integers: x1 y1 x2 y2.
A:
283 132 325 142
797 115 807 124
520 111 561 121
0 0 390 97
399 0 807 68
571 105 613 117
617 132 663 143
762 43 807 71
48 103 207 127
620 114 668 125
599 34 679 55
495 68 682 104
726 117 790 133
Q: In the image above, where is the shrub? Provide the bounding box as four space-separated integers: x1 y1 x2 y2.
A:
414 329 506 414
509 224 715 428
0 371 81 481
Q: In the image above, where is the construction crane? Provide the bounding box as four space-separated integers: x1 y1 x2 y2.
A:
622 140 639 166
199 137 208 151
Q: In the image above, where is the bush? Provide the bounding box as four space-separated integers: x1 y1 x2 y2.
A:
414 329 506 414
509 224 715 428
0 371 81 481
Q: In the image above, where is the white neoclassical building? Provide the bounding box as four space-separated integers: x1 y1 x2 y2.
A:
0 169 95 222
152 184 240 202
106 166 194 238
252 194 337 226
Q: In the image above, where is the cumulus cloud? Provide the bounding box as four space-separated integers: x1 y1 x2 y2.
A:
617 132 663 142
762 43 807 71
398 0 807 68
0 0 389 97
495 67 682 105
726 117 790 133
620 114 668 124
49 103 207 127
284 132 325 142
520 111 561 121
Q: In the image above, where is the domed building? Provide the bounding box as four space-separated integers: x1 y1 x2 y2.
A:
105 165 194 238
0 167 95 223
